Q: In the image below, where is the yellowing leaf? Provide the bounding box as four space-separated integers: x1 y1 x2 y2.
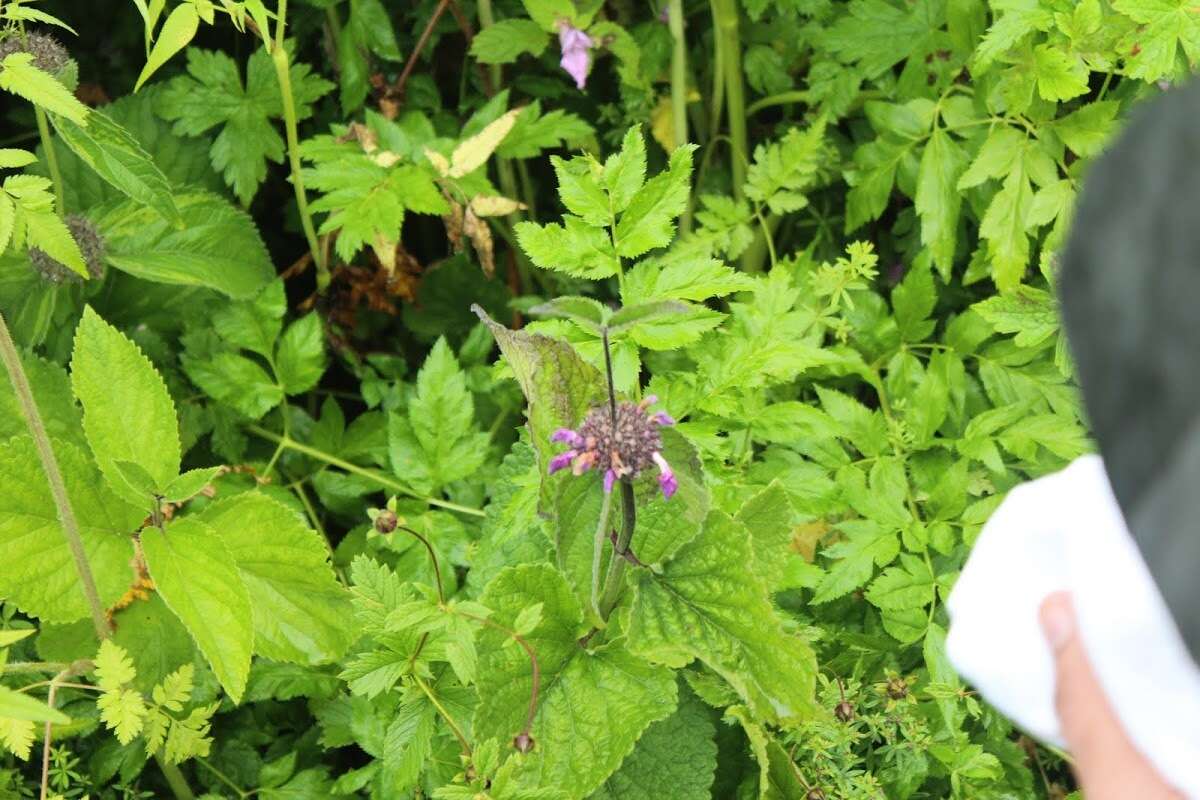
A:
469 195 526 217
449 108 520 178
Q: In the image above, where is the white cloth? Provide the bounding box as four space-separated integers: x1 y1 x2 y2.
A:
946 455 1200 798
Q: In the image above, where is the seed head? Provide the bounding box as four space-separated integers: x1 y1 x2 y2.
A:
886 676 909 700
373 509 398 534
806 790 826 800
512 732 535 753
549 396 678 498
29 214 105 284
834 700 855 722
0 31 70 75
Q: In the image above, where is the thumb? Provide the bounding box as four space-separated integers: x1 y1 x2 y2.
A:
1039 592 1180 799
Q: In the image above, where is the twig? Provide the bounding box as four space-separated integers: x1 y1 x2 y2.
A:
396 0 452 99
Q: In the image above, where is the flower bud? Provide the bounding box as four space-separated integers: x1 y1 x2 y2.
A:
372 509 398 534
834 700 855 722
512 732 535 753
0 31 70 75
886 677 909 700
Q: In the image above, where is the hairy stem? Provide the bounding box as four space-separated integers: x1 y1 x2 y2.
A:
272 0 327 288
590 489 614 621
0 312 110 640
34 107 65 214
245 425 485 517
667 0 690 231
598 480 637 620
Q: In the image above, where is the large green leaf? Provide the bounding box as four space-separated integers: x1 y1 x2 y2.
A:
141 517 254 703
51 110 182 226
0 435 140 623
199 492 355 664
589 688 717 800
93 191 275 299
475 564 677 799
71 306 179 506
0 349 83 448
628 511 816 726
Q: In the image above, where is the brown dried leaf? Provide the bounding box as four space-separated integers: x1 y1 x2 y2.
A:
463 207 495 277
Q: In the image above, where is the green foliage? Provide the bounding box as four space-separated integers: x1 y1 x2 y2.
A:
0 0 1146 795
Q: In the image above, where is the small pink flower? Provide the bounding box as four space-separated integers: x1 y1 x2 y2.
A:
549 451 576 474
652 452 677 499
558 23 593 90
549 398 679 499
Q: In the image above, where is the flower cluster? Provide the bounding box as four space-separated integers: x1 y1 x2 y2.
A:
30 214 105 284
549 396 678 498
0 31 70 75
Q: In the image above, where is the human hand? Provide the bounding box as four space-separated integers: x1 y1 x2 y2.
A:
1039 592 1182 799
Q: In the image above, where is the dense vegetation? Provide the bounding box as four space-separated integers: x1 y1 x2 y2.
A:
0 0 1174 796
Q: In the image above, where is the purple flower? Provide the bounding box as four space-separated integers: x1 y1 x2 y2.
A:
558 23 593 89
548 397 679 499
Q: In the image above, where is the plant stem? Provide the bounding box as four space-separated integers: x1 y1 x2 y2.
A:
271 0 327 289
1 662 69 675
34 107 65 214
245 425 485 517
397 0 451 98
710 0 746 201
155 756 197 800
457 610 541 745
668 0 691 232
0 313 110 640
590 489 613 621
414 673 472 756
598 481 636 619
396 525 445 604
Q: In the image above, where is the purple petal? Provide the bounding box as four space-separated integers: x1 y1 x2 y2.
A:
651 451 677 499
651 411 676 426
604 469 616 493
551 428 583 447
549 451 576 474
558 25 593 89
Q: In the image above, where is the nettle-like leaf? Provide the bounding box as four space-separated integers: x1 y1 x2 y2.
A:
627 511 817 726
471 19 549 64
745 121 827 215
141 516 254 703
0 434 140 623
475 564 677 799
198 492 355 664
93 190 275 298
388 337 490 494
72 306 180 507
0 51 88 122
157 46 332 204
0 171 87 276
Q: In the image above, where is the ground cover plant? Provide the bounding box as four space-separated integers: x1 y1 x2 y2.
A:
0 0 1177 796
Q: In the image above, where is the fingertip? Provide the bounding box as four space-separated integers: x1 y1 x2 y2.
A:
1040 591 1076 653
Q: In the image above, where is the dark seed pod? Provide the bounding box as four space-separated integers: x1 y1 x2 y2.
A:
806 789 826 800
512 732 534 753
29 214 105 284
886 677 909 700
373 509 398 534
834 700 855 722
0 31 70 75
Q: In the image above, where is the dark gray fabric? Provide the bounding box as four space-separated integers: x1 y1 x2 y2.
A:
1059 80 1200 662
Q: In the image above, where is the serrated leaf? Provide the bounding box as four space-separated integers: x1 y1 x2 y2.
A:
1113 0 1200 82
72 306 179 502
745 123 825 215
0 716 35 760
813 519 900 603
515 216 621 279
51 110 182 226
163 467 221 503
93 191 275 298
0 434 140 624
0 53 88 123
915 128 965 276
590 689 717 800
388 338 489 493
199 492 354 664
182 350 283 419
23 210 87 277
973 285 1059 348
95 640 138 691
142 517 254 703
475 564 677 799
135 3 200 90
628 511 816 726
1052 101 1119 157
158 47 332 204
97 688 147 744
275 313 326 394
471 18 550 63
603 127 647 213
614 144 695 258
607 300 690 334
735 482 795 590
824 0 943 78
0 148 35 168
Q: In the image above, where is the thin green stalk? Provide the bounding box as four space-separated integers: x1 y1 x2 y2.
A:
245 424 485 517
0 313 110 640
1 662 69 675
597 481 636 619
668 0 690 232
745 90 807 117
414 673 473 756
271 0 327 288
34 107 64 214
590 489 614 620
